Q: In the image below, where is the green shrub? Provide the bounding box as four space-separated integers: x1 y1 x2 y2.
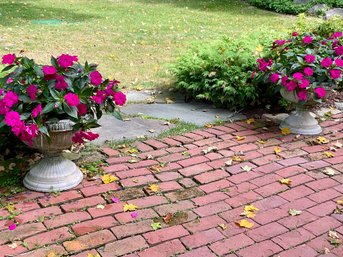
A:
171 31 284 109
248 0 343 15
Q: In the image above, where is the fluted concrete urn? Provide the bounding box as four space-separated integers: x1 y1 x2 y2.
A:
23 120 83 192
279 88 322 135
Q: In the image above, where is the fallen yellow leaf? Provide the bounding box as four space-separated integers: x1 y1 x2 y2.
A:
232 156 245 162
6 203 15 213
337 200 343 205
101 174 118 184
324 152 335 158
204 123 213 128
149 165 161 173
279 178 292 185
123 203 138 212
316 136 329 144
281 127 291 135
274 147 282 154
257 139 266 144
244 205 259 212
236 219 254 229
236 135 246 141
246 118 255 124
218 223 228 230
148 184 160 192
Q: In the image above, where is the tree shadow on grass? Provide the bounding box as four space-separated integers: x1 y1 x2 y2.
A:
0 2 97 26
132 0 277 16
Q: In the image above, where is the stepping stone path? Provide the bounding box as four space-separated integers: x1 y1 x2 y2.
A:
1 110 343 256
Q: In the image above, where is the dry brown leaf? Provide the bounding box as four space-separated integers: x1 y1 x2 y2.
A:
149 165 161 173
163 213 173 224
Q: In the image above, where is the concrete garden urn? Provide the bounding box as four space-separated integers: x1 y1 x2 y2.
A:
279 88 322 135
23 120 83 192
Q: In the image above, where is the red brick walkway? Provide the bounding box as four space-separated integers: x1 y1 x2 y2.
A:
1 116 343 257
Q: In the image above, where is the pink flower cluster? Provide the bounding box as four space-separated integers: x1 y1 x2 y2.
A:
257 58 273 72
4 110 38 144
72 130 99 144
57 54 78 69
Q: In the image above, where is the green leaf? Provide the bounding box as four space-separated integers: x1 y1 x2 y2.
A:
0 120 5 129
20 113 31 120
50 56 59 68
112 109 123 120
42 102 55 114
151 222 162 231
34 65 44 77
62 102 78 119
38 126 49 136
1 65 15 73
49 88 61 101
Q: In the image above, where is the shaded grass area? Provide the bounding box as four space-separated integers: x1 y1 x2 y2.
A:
0 0 294 88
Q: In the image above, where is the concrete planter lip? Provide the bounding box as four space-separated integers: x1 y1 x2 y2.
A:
23 120 83 192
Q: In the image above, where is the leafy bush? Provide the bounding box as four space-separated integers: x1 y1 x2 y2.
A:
248 0 343 15
171 31 284 109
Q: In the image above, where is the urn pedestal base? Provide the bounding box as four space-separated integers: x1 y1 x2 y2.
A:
23 120 83 192
23 155 83 192
280 108 322 135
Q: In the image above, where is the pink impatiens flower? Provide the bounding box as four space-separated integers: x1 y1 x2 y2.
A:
303 67 313 77
269 73 280 83
285 81 296 91
3 91 18 108
55 75 68 90
304 54 315 63
32 104 42 118
321 58 333 68
298 91 307 101
293 72 303 80
72 130 99 144
257 58 273 72
114 92 126 106
330 69 341 79
64 93 80 106
8 224 16 231
314 87 326 99
27 84 38 101
57 54 78 68
4 111 21 127
292 32 298 37
281 76 289 86
335 46 343 56
331 32 342 39
91 90 107 104
77 103 88 116
2 54 16 65
335 58 343 67
298 79 310 89
6 77 13 84
274 40 286 46
90 71 102 86
303 36 313 44
42 65 57 80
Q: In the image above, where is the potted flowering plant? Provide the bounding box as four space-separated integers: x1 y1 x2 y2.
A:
254 31 343 134
0 53 126 192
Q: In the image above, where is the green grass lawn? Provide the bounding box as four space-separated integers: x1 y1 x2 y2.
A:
0 0 294 88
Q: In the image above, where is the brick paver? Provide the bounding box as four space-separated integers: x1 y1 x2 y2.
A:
1 119 343 256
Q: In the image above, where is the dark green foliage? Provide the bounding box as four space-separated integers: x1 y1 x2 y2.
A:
248 0 343 15
171 32 283 109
